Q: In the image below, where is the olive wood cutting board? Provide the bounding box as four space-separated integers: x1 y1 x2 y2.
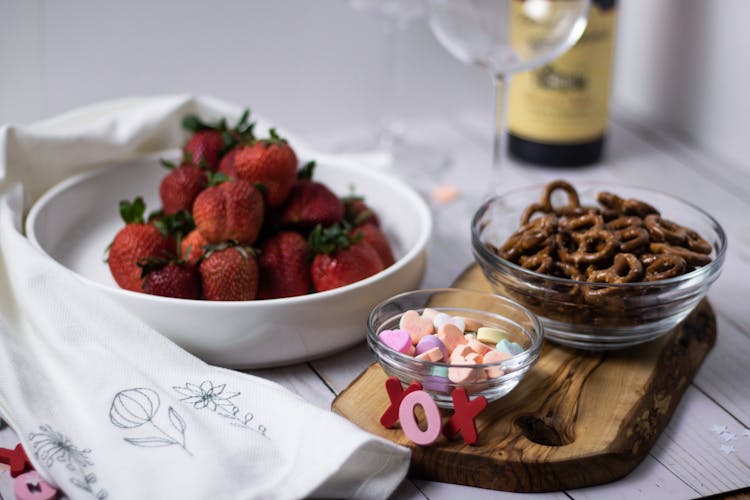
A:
332 264 716 493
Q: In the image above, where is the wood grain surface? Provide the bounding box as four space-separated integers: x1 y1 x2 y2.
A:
332 264 717 493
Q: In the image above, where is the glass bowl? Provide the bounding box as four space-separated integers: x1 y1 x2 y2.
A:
367 288 543 407
471 182 727 350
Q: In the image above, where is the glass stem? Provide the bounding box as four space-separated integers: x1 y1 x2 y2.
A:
491 73 510 194
378 16 408 150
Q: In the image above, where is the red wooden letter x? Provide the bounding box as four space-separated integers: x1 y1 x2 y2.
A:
0 444 33 477
380 376 423 429
442 387 487 445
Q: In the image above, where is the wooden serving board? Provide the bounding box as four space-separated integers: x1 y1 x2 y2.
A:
332 264 716 493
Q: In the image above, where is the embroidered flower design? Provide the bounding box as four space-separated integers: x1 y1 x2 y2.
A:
109 388 190 455
173 380 268 438
29 425 93 471
29 425 107 499
173 381 239 412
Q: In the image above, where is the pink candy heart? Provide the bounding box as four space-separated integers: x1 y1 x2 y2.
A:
379 329 413 354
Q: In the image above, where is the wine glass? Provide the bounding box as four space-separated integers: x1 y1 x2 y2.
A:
339 0 451 193
426 0 590 191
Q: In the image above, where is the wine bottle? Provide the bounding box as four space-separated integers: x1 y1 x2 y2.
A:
507 0 618 167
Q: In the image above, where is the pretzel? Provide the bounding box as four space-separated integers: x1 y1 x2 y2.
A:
500 228 551 262
559 213 604 234
558 229 619 266
519 250 554 274
588 253 643 284
549 261 586 281
597 191 624 212
621 198 659 218
685 228 712 254
617 226 650 253
644 215 687 245
606 216 643 230
644 254 687 281
540 180 580 212
520 203 551 225
650 242 712 267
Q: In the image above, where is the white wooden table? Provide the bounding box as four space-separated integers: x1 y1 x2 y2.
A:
2 112 749 499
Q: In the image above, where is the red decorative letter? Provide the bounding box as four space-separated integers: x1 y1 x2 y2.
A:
380 376 423 429
442 387 487 445
0 444 33 478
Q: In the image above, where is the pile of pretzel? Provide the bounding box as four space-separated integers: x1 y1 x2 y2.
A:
491 180 713 287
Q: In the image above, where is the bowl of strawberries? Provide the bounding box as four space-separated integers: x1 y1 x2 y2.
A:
26 112 432 368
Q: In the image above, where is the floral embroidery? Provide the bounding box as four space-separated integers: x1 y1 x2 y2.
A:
29 425 108 499
173 381 269 438
110 388 191 455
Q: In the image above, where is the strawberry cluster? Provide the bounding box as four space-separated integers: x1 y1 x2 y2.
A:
107 111 395 301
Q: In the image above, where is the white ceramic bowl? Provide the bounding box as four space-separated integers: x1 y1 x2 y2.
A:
26 153 432 368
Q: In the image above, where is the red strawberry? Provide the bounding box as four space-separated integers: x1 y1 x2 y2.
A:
180 229 208 267
280 161 343 228
352 223 395 267
182 110 255 171
192 178 264 244
199 246 259 301
234 128 298 208
184 130 224 171
217 147 239 179
159 161 207 214
257 231 312 299
108 198 172 293
141 262 201 299
343 196 380 227
309 224 384 292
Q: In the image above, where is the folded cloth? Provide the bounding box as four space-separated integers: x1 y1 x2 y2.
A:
0 95 410 499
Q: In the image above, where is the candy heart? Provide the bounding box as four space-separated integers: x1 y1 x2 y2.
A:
437 323 467 353
399 310 435 344
496 339 524 356
378 329 412 354
415 335 448 361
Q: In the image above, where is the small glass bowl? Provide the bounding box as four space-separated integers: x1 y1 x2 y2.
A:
367 288 543 407
471 183 727 350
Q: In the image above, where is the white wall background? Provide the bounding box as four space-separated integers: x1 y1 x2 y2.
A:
1 0 749 172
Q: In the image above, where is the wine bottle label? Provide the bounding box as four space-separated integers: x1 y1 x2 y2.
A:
507 1 617 143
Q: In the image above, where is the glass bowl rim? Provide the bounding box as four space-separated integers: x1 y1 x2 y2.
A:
471 181 728 289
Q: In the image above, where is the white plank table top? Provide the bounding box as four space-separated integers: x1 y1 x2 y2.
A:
2 113 749 499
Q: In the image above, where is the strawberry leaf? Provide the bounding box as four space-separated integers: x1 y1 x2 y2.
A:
308 222 355 255
297 161 316 180
159 159 177 170
206 171 231 187
153 210 195 237
119 197 146 225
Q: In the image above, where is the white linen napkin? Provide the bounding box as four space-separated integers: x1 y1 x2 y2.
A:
0 94 410 499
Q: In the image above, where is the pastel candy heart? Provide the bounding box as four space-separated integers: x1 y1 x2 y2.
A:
378 329 412 354
437 323 467 353
458 316 484 332
496 339 524 356
432 312 452 329
448 359 479 384
483 349 511 378
415 335 449 361
399 310 435 344
421 308 439 320
467 338 492 355
477 326 509 344
450 344 474 362
416 347 443 362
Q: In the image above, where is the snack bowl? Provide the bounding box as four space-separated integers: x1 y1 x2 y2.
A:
367 288 543 407
25 153 432 368
471 182 727 350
